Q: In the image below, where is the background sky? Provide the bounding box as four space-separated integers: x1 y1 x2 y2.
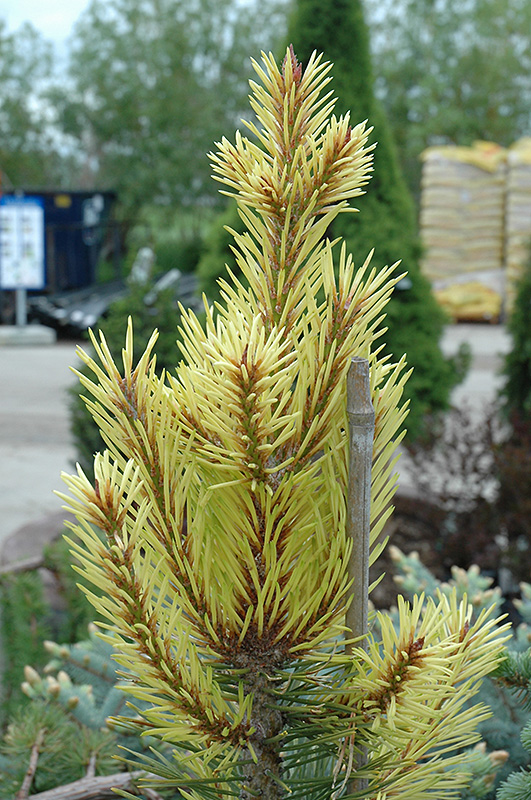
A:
0 0 90 46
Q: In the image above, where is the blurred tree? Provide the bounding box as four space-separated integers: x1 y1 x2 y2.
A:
495 249 531 582
501 248 531 424
286 0 458 436
199 0 459 436
57 0 286 214
0 20 69 188
365 0 531 195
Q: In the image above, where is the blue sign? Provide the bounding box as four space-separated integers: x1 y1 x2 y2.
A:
0 196 45 290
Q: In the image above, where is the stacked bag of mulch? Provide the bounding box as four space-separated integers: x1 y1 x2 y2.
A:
419 142 506 321
420 142 506 282
505 138 531 307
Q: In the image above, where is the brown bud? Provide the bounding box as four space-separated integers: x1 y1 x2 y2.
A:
283 45 302 85
459 620 470 642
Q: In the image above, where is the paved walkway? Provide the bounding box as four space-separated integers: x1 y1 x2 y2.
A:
441 323 511 413
0 323 513 563
0 341 82 559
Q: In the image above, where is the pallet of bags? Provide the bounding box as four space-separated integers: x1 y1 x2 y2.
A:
419 142 506 321
505 138 531 309
433 281 502 323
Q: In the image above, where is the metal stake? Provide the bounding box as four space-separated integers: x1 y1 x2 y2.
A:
346 356 375 651
345 356 374 797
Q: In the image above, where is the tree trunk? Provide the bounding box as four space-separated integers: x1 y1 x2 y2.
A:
240 673 284 800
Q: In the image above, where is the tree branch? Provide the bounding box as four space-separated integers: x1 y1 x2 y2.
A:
16 728 45 799
85 752 97 779
27 770 165 800
0 556 44 576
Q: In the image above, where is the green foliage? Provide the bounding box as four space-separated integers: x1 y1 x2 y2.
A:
0 700 115 797
0 20 71 188
43 537 104 641
495 651 531 701
365 0 531 195
497 769 531 800
285 0 457 438
0 572 52 726
22 626 153 758
493 654 531 800
0 537 112 729
197 203 241 302
93 286 186 370
390 546 504 620
57 0 286 212
154 232 203 275
0 558 166 795
70 371 107 482
458 744 511 800
501 248 531 424
123 206 214 278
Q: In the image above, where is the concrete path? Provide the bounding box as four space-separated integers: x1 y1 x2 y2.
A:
0 341 83 558
0 323 513 563
441 323 511 413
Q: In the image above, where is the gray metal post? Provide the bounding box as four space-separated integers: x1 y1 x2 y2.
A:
345 357 374 797
346 356 375 650
15 288 27 326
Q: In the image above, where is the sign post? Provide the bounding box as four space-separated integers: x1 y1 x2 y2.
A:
0 196 45 326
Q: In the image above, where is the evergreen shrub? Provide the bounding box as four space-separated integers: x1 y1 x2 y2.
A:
155 231 204 274
501 246 531 424
0 701 117 797
0 573 52 726
0 536 105 728
198 0 460 438
0 547 524 799
43 537 104 641
286 0 462 439
492 246 531 584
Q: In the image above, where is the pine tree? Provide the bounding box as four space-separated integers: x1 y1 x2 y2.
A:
0 701 116 798
493 651 531 800
22 626 155 760
60 49 509 800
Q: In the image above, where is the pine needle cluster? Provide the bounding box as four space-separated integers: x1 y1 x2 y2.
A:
59 49 509 800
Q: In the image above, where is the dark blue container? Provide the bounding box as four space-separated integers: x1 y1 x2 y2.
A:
2 190 117 292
